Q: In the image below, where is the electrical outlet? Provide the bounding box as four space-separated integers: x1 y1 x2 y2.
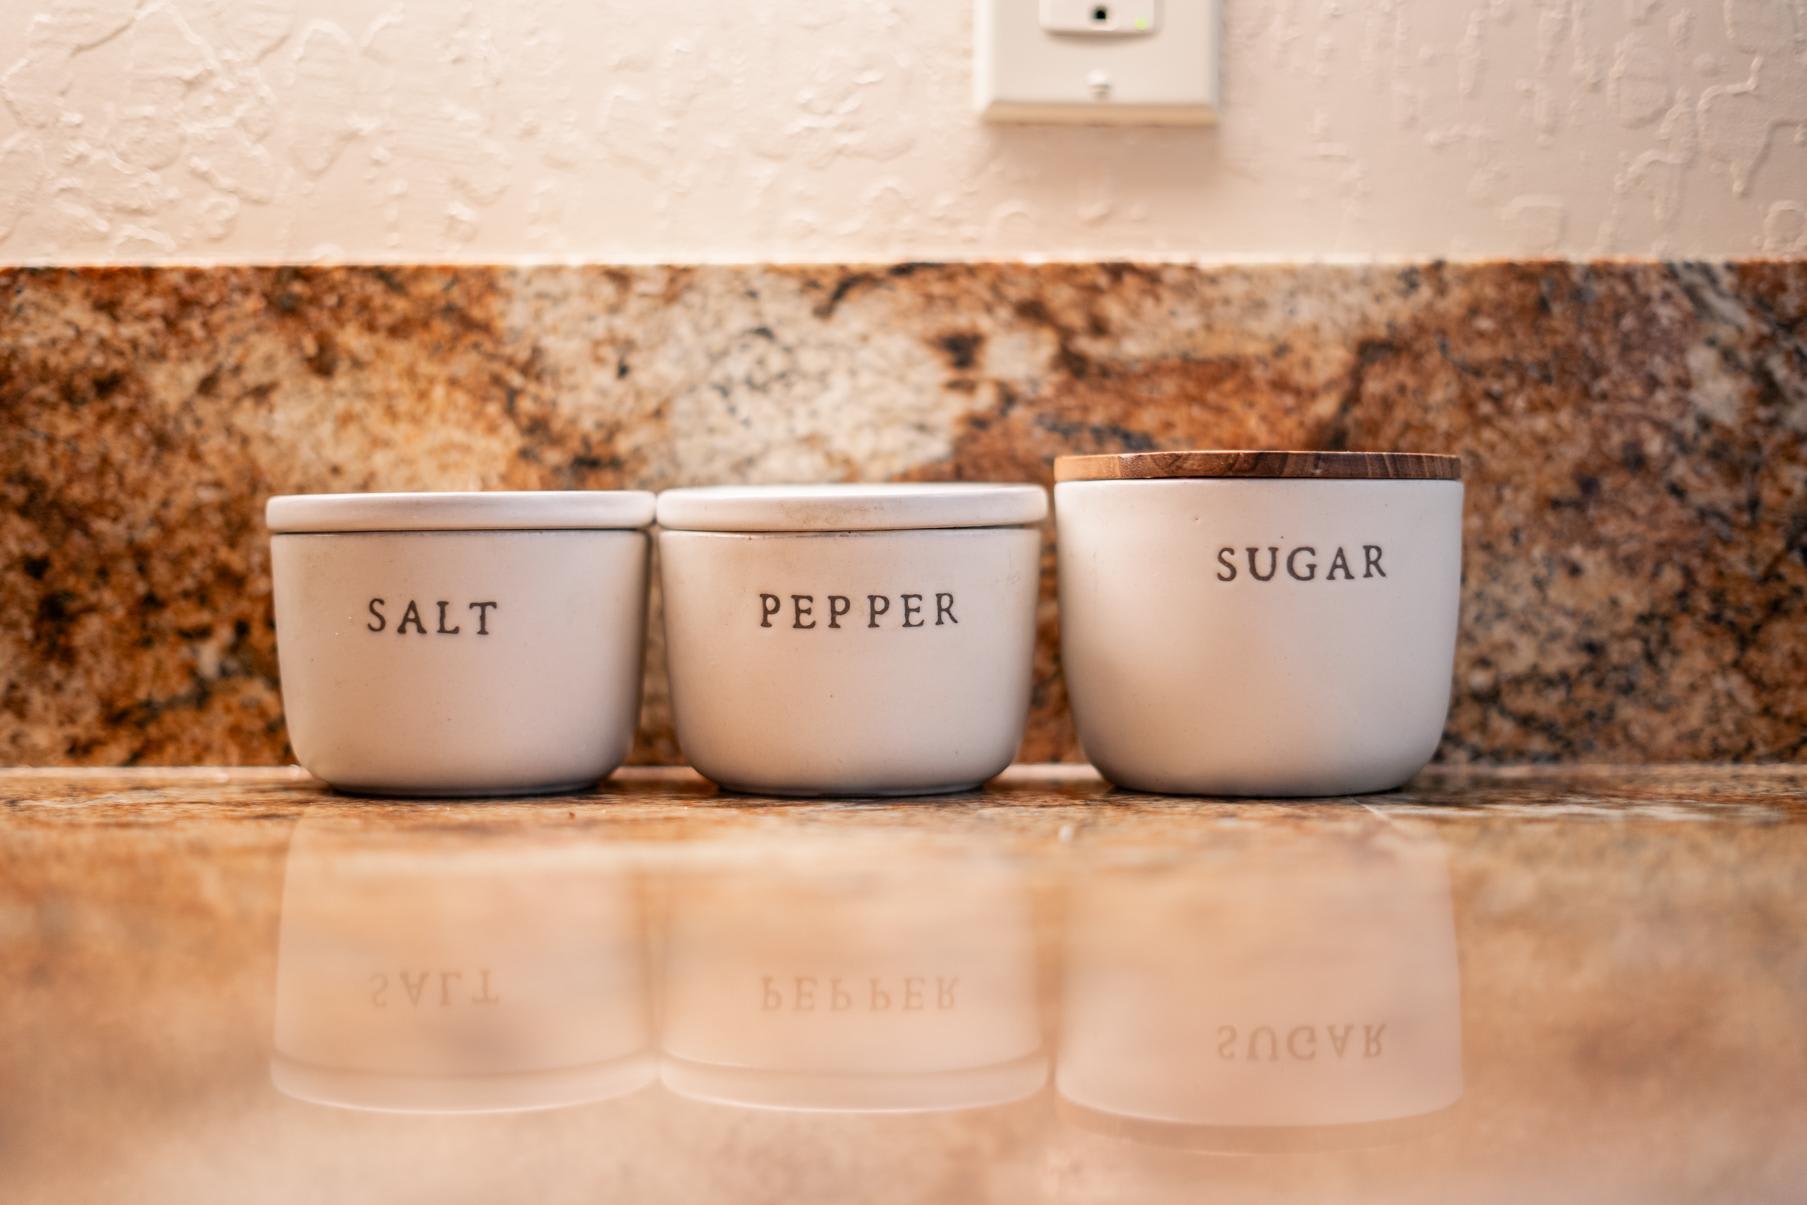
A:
976 0 1219 125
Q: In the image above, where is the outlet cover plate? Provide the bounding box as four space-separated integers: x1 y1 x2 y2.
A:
976 0 1220 125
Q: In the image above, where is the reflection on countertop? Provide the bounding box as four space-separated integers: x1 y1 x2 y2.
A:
1058 821 1462 1151
272 819 655 1113
2 764 1804 1204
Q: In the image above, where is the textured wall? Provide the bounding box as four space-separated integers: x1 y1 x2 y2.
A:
1 0 1805 263
3 261 1804 768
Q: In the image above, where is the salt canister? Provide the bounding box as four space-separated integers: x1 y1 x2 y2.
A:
1055 451 1463 796
266 491 654 796
656 483 1047 796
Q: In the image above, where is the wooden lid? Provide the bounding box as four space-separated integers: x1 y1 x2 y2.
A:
1054 450 1462 483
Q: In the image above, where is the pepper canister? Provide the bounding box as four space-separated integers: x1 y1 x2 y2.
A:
655 483 1047 796
267 491 654 796
1055 451 1463 796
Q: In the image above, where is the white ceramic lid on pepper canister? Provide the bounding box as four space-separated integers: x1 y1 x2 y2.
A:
655 482 1048 533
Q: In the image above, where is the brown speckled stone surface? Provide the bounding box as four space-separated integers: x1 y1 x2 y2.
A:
1 765 1804 1204
2 262 1804 767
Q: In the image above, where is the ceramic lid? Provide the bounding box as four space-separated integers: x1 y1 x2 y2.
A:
655 484 1049 533
266 491 657 533
1054 450 1463 483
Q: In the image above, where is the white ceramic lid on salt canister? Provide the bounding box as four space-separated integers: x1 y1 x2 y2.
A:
654 483 1049 533
266 490 657 533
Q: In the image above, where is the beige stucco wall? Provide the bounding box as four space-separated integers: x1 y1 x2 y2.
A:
1 0 1804 263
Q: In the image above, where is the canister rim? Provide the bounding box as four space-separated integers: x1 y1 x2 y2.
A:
655 483 1049 533
1054 451 1462 483
265 491 657 533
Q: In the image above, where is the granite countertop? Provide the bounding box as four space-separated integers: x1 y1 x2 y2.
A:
2 763 1804 1204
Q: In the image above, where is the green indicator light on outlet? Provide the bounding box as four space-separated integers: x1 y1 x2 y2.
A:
1135 17 1149 29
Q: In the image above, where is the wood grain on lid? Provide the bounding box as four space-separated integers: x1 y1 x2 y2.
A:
1054 451 1463 483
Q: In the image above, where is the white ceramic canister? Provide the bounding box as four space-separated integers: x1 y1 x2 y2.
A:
1055 451 1463 796
655 484 1047 796
658 840 1046 1113
266 491 655 796
272 819 654 1113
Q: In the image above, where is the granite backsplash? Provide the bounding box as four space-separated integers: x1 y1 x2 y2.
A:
2 260 1803 768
